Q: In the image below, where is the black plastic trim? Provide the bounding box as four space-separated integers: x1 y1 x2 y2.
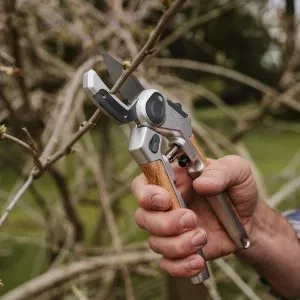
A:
94 89 136 124
167 100 188 118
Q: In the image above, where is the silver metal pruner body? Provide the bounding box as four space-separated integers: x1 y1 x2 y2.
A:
83 53 250 284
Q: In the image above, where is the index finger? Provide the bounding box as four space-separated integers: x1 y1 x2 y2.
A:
132 174 172 211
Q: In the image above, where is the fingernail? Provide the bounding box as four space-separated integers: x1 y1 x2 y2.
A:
188 257 202 270
180 213 196 228
191 230 207 248
151 194 164 209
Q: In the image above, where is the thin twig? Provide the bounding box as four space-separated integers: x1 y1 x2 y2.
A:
154 0 240 55
22 127 39 154
1 133 42 170
0 175 34 228
235 143 268 200
268 176 300 208
41 0 187 172
152 58 277 96
70 285 90 300
4 1 32 111
152 58 300 140
0 0 188 228
277 151 300 179
77 136 135 300
204 263 222 300
111 0 187 94
214 259 262 300
40 55 103 162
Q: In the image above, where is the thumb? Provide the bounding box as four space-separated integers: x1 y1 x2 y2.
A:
193 155 253 199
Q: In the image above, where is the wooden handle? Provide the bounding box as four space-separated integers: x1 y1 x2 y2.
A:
189 134 209 166
140 160 180 209
140 135 207 210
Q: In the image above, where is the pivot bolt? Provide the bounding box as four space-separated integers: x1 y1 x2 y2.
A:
178 155 190 167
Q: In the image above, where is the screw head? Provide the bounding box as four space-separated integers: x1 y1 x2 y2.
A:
178 155 190 167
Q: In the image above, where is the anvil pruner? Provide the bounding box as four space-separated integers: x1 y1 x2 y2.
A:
83 53 250 284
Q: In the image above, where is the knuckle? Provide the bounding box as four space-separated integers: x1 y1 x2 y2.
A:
202 168 224 188
160 221 173 236
160 259 190 277
138 191 149 208
169 264 179 277
167 261 180 277
161 213 181 235
240 160 252 181
228 155 252 182
227 155 250 172
148 236 160 254
137 189 155 210
203 166 223 180
173 239 187 257
170 262 188 277
159 259 168 274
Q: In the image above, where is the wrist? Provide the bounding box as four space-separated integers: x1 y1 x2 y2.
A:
235 200 300 299
235 200 268 261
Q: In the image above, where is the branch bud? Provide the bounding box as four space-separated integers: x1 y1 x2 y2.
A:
122 60 131 70
0 124 7 139
161 0 171 9
0 66 21 76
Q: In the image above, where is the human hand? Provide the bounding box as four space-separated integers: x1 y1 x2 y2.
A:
132 155 259 277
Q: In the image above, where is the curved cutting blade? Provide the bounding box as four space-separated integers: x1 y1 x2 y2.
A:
103 52 144 103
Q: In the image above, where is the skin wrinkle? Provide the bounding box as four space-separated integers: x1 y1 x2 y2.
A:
148 236 161 254
196 155 251 191
195 167 227 194
166 237 184 257
229 176 258 219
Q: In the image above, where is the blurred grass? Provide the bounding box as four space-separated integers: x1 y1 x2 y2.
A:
0 104 299 297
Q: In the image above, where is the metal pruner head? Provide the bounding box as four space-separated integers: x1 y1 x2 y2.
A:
83 69 137 124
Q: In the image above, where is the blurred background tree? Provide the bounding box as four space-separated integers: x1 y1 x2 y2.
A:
0 0 299 299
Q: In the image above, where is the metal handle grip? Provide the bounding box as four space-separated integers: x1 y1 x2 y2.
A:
189 135 250 249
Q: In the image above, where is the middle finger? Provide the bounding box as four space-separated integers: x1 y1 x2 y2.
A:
135 207 198 236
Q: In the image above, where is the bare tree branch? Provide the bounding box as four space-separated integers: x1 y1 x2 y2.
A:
269 176 300 208
1 250 159 300
214 259 262 300
0 175 34 227
1 132 42 170
0 0 187 228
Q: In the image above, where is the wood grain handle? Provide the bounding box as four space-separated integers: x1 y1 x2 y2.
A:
189 134 209 166
140 160 180 210
139 135 210 210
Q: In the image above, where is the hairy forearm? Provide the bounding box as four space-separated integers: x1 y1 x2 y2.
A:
236 201 300 299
